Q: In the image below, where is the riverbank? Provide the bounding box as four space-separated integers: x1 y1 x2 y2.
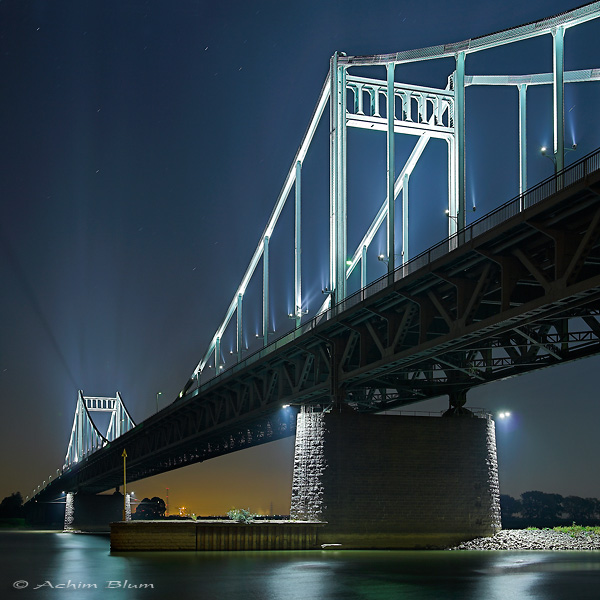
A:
8 523 600 551
3 530 600 600
451 528 600 550
110 519 324 551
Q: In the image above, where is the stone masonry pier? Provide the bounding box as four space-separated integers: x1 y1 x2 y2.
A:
290 408 501 549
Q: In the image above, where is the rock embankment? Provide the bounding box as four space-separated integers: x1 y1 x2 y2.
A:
450 529 600 551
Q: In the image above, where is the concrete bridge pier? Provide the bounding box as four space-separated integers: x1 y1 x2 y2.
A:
24 494 67 529
64 491 129 532
290 407 501 549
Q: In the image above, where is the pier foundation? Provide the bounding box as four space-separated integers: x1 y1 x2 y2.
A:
65 492 126 532
290 408 501 548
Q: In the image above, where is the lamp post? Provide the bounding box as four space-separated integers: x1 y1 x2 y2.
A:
156 392 162 413
445 209 458 225
377 254 402 266
121 449 127 521
541 144 577 174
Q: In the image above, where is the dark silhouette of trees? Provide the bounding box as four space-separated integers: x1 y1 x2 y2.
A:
500 491 600 527
500 494 522 520
0 492 24 518
562 496 597 523
521 491 564 522
132 496 166 520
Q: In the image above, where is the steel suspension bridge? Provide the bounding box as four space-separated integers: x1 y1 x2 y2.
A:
28 2 600 503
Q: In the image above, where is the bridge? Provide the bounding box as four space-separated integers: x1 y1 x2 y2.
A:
25 3 600 546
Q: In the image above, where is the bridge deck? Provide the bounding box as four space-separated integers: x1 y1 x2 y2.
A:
35 151 600 496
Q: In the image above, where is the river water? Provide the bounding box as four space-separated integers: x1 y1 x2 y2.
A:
2 531 599 599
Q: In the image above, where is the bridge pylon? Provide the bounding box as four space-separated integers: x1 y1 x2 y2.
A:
64 391 135 469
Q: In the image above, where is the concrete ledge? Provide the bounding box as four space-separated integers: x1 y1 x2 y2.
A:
111 521 196 551
110 520 324 552
110 520 491 551
316 532 485 550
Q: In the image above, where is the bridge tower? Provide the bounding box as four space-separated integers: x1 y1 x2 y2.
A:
61 391 136 531
64 391 135 468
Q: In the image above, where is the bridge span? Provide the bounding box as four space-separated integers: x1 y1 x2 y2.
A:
33 148 600 499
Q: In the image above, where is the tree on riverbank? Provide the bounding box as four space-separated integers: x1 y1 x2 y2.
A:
0 492 23 518
521 491 564 522
562 495 599 522
132 496 166 519
501 491 600 528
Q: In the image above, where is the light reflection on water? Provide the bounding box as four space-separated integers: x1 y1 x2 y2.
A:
2 532 600 600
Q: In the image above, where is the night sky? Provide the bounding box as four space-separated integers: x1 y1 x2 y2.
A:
2 0 600 517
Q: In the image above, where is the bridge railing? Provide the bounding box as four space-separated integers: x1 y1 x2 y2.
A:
334 144 600 316
379 407 491 419
197 145 600 392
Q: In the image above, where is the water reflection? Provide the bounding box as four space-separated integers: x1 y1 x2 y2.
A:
49 533 131 594
2 533 600 600
267 559 338 599
474 552 600 600
474 555 544 600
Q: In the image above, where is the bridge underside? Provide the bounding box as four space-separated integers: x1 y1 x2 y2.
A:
39 167 600 497
338 172 600 410
203 166 600 415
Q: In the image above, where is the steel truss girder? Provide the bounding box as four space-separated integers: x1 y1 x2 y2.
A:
332 172 600 403
185 154 600 415
364 321 600 384
47 342 333 494
50 408 299 496
342 312 600 411
36 163 600 498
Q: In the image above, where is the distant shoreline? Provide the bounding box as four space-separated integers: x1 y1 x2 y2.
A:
3 527 600 551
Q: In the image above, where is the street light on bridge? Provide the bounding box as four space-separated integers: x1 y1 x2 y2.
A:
444 209 458 225
378 253 405 266
121 449 127 521
541 144 577 172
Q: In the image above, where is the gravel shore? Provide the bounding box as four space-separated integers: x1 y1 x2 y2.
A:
450 529 600 551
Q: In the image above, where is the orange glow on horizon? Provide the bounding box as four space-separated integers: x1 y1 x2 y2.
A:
129 438 295 517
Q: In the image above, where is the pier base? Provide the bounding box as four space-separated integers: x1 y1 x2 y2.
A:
110 521 324 551
66 492 125 532
290 409 501 549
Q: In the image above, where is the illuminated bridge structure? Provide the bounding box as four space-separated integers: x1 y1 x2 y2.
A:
28 3 600 505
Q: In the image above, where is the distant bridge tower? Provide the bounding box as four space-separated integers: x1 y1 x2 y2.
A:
64 391 135 468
